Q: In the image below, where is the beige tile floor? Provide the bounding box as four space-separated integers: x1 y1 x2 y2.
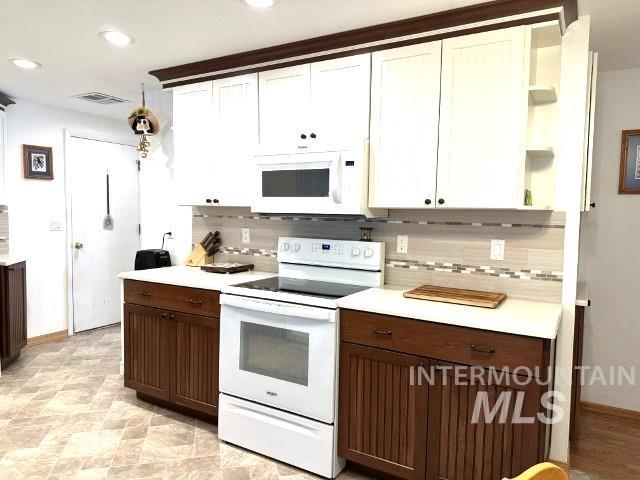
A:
0 326 602 480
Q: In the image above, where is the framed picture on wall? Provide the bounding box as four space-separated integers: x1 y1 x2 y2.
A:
23 144 54 180
619 129 640 194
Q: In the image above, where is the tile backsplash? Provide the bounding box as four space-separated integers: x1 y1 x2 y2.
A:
0 207 8 255
193 208 565 302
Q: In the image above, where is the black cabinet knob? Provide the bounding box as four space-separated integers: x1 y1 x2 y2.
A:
300 134 307 140
590 202 596 208
205 199 212 204
424 199 432 205
213 199 220 204
438 198 445 205
310 133 317 139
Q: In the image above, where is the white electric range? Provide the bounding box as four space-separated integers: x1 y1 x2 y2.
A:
218 236 385 478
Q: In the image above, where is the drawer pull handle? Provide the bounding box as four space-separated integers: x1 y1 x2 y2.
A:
161 313 168 319
471 345 496 355
373 329 392 336
139 292 152 297
188 299 204 305
169 314 175 320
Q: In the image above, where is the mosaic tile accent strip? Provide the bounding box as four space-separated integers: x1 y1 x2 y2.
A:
193 213 565 229
218 246 278 258
385 258 563 282
216 245 563 282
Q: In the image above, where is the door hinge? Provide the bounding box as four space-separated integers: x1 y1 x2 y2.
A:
137 160 141 171
138 224 141 235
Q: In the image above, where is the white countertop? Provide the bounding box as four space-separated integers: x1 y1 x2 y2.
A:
0 255 26 267
337 286 562 340
576 281 589 307
118 265 276 290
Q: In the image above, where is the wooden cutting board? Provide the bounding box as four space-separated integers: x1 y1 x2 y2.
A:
403 284 506 309
201 263 254 274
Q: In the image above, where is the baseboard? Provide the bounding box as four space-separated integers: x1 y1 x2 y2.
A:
26 330 68 347
580 401 640 421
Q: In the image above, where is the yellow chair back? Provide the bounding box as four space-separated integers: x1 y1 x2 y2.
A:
505 462 569 480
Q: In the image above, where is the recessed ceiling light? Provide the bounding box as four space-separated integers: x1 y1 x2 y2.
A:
243 0 277 8
9 58 41 69
99 30 135 46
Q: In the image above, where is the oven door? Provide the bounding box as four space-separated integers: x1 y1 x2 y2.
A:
219 294 338 423
252 152 342 214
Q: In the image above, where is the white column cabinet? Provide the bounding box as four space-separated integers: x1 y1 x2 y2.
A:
368 42 442 209
173 82 215 206
0 109 8 206
211 74 258 206
436 26 529 209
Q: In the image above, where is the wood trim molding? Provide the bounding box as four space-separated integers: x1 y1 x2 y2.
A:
0 91 15 109
580 401 640 422
150 0 578 88
26 330 68 347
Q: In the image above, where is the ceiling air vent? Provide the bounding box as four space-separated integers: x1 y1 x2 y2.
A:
73 92 129 105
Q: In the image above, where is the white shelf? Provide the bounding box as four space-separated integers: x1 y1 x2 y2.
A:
528 85 557 104
526 146 555 158
518 205 553 211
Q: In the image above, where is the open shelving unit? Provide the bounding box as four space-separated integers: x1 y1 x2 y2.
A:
521 23 561 210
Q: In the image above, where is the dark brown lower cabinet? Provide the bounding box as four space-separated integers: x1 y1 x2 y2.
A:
338 343 428 480
123 304 173 401
426 361 546 480
0 262 27 368
123 284 220 418
173 312 219 416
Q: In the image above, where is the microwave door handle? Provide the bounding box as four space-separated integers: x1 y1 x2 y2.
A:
329 156 342 204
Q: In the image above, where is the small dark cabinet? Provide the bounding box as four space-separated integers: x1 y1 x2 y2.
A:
0 262 27 368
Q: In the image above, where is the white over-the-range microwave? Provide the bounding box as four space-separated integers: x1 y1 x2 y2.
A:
253 139 386 217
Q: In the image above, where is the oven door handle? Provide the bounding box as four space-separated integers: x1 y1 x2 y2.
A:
220 294 334 322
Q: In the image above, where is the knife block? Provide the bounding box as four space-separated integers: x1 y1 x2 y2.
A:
184 244 214 267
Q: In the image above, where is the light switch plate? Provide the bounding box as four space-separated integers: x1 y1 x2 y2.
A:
49 219 64 232
490 239 505 261
241 228 251 244
397 235 409 254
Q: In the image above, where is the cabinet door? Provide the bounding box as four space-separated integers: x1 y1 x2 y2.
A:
427 361 546 480
310 54 371 150
123 304 173 401
173 82 215 206
0 262 27 364
172 312 219 416
369 42 442 208
259 65 310 151
212 74 258 206
437 27 528 209
338 343 428 480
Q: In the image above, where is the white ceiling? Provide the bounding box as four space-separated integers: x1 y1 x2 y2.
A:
1 0 638 120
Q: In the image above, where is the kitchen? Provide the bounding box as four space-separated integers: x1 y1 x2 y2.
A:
0 1 638 480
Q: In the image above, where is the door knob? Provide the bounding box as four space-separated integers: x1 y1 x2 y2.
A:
74 242 84 249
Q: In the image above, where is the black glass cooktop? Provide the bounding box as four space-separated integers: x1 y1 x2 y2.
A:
232 276 369 300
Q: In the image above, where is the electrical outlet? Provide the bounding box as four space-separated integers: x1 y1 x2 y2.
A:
49 219 64 232
490 239 505 261
397 235 409 254
241 228 251 244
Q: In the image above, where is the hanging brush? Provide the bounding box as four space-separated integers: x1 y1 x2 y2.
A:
103 171 114 230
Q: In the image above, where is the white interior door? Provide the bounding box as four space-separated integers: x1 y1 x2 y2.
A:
69 136 139 332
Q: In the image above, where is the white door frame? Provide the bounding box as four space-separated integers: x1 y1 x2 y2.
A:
63 129 139 336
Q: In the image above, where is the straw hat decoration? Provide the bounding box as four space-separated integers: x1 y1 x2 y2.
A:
128 84 160 159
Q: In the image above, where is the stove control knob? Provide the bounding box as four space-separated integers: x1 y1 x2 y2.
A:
293 243 301 252
364 248 374 258
351 247 361 257
281 243 290 251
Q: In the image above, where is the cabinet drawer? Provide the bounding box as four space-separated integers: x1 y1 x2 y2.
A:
341 309 549 374
124 280 220 317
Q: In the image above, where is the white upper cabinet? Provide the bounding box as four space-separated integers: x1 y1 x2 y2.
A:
437 26 528 209
258 65 310 152
173 75 258 207
173 82 215 206
368 42 442 209
212 74 258 206
309 54 371 150
259 55 371 153
0 110 6 206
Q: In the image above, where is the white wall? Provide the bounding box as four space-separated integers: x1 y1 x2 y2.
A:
579 67 640 412
6 100 129 338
